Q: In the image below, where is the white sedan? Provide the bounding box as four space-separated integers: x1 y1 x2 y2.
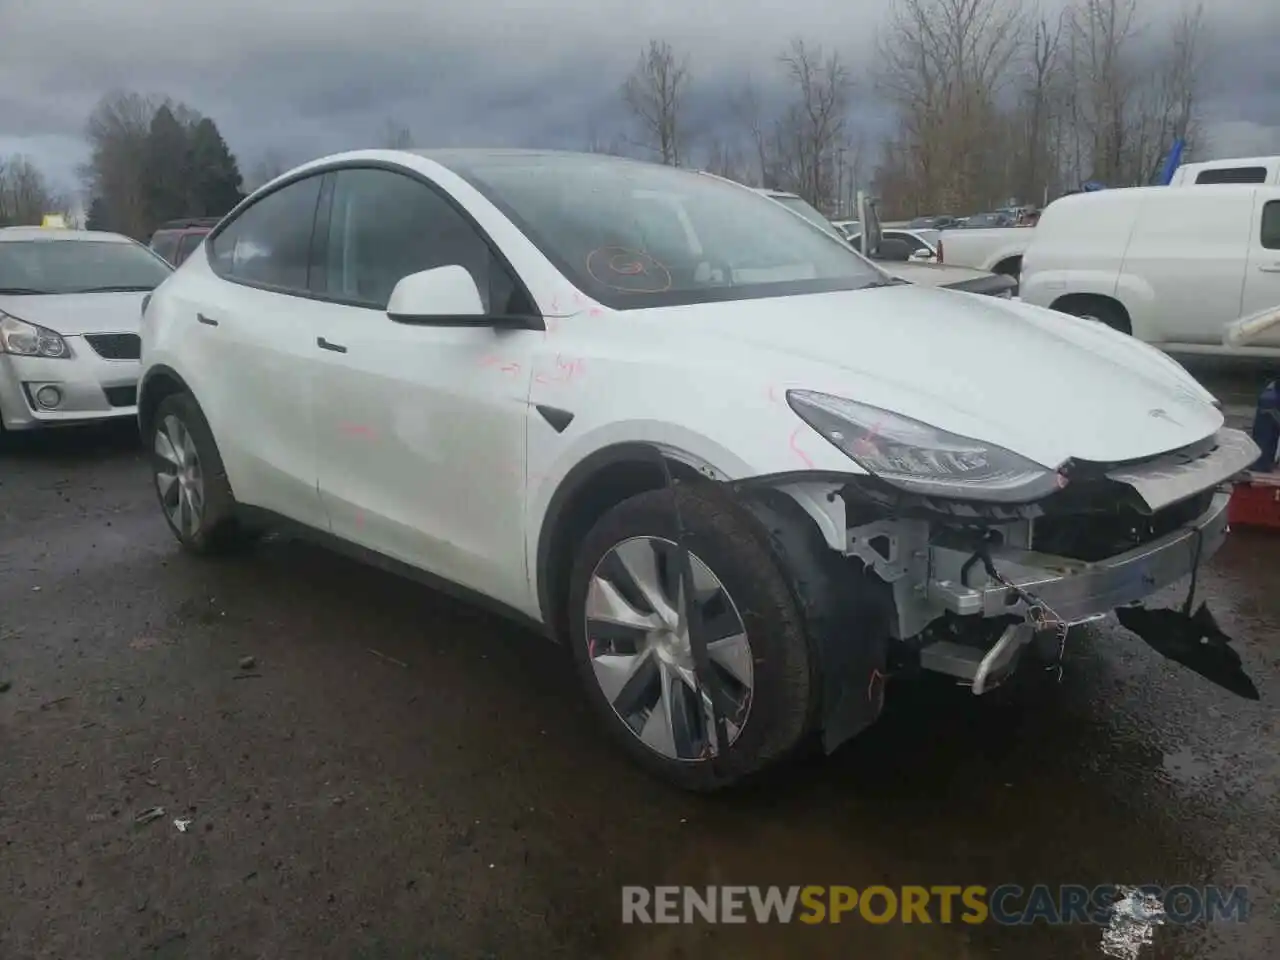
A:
1 228 172 433
139 149 1260 790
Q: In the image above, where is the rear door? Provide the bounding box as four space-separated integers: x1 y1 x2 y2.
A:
1239 193 1280 348
198 173 328 530
1119 189 1253 344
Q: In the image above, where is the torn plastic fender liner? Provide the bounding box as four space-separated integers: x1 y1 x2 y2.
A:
739 486 895 755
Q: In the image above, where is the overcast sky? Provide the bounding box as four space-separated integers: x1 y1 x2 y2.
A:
1 0 1277 200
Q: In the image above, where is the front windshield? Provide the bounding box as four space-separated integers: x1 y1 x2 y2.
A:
767 195 849 243
437 153 883 309
0 239 173 295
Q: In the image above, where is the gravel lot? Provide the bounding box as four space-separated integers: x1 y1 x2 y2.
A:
1 400 1277 959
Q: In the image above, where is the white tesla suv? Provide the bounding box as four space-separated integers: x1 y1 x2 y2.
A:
138 149 1260 790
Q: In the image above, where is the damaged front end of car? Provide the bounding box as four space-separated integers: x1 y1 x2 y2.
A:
735 391 1262 755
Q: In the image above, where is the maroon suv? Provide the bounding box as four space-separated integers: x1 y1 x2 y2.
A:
149 217 220 266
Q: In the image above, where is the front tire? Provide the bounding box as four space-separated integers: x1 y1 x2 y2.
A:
567 486 817 791
149 392 250 555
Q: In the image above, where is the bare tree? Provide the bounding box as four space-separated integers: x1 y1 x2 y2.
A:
621 40 692 165
584 120 627 156
876 0 1026 215
701 137 747 182
773 40 854 209
80 91 159 239
730 81 778 187
0 155 64 226
380 119 414 149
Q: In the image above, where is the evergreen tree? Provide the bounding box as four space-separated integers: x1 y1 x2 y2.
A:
85 196 111 231
141 104 193 231
188 118 245 216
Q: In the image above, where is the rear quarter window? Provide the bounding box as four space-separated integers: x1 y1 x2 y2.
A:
151 231 179 264
1262 202 1280 250
1195 167 1268 185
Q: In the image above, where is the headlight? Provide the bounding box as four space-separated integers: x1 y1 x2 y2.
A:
786 390 1062 503
0 313 71 358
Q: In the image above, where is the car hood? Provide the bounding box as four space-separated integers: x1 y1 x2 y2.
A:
0 292 148 335
662 283 1222 468
887 261 995 285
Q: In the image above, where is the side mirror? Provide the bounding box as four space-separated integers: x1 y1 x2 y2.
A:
909 249 935 262
877 238 914 262
387 264 539 329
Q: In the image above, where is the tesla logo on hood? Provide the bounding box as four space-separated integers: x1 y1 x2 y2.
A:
1148 407 1179 425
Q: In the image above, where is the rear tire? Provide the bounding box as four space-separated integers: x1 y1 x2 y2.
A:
149 392 253 555
567 485 817 791
1060 297 1130 334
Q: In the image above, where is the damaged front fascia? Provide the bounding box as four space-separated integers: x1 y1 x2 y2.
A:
731 464 1227 644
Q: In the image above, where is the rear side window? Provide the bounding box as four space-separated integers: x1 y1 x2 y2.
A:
1195 167 1268 185
1262 202 1280 250
151 231 179 264
209 175 324 293
175 232 205 264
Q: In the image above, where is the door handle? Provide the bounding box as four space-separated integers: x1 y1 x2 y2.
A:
316 336 347 353
196 313 218 326
1258 264 1280 273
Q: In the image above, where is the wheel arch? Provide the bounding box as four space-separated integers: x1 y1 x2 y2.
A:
535 442 712 643
137 364 194 439
1050 292 1133 333
992 254 1022 277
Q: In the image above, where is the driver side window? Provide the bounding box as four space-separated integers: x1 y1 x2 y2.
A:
321 167 524 313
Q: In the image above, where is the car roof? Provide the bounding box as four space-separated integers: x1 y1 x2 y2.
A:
0 227 133 244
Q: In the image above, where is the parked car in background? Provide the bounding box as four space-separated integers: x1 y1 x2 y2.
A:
149 217 220 266
1 227 172 433
1168 156 1280 186
847 227 941 262
138 147 1258 790
936 225 1032 278
748 189 1015 297
960 212 1015 229
831 219 860 240
1020 184 1280 356
908 215 960 230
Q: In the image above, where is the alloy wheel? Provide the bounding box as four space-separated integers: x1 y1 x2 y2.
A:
584 536 755 761
154 414 205 538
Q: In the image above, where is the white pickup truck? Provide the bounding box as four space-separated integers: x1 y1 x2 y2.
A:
1168 156 1280 186
937 157 1280 278
1019 183 1280 356
936 227 1032 278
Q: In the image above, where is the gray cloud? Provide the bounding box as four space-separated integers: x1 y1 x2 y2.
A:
0 0 1276 196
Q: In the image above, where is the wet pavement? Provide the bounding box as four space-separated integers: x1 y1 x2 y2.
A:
1 414 1278 960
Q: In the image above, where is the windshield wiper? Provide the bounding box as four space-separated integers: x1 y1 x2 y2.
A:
864 277 910 288
66 285 156 294
0 286 50 295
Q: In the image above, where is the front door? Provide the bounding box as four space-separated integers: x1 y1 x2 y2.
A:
1240 195 1280 349
307 166 539 612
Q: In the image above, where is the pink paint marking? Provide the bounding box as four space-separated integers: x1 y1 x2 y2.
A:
588 307 603 317
338 422 377 439
788 426 814 469
354 512 366 528
499 362 521 375
479 355 501 367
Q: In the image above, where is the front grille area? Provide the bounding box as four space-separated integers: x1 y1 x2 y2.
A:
1031 488 1215 562
84 333 141 360
103 385 138 408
